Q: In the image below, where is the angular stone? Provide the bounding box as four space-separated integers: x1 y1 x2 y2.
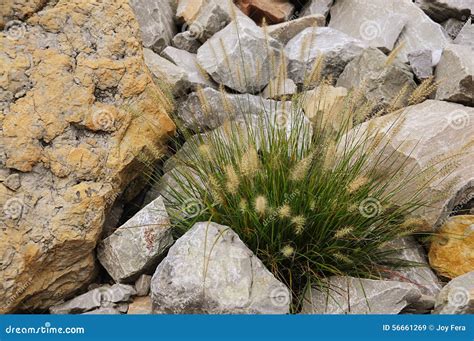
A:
263 78 297 99
337 48 417 107
236 0 294 25
301 276 422 314
176 0 232 43
128 296 153 314
442 18 466 39
197 16 283 93
329 0 406 52
285 27 366 85
82 307 121 315
0 0 175 314
50 284 136 314
429 215 474 279
408 49 434 80
454 19 474 46
330 0 449 62
402 295 436 314
433 271 474 314
135 274 152 297
301 0 333 18
130 0 177 53
435 44 474 106
176 87 288 132
346 100 474 228
172 31 202 54
384 237 442 296
415 0 473 22
151 221 291 314
161 46 215 89
266 14 325 45
144 48 190 97
3 173 21 191
97 196 174 283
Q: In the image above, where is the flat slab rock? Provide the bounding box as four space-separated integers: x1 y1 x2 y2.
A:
97 196 174 283
301 276 422 314
433 271 474 314
151 222 291 314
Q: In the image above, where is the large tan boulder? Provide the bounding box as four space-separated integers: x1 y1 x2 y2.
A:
0 0 175 313
429 215 474 279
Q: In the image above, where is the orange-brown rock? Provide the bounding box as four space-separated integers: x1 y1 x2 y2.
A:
127 296 152 314
236 0 294 25
429 215 474 279
0 0 175 313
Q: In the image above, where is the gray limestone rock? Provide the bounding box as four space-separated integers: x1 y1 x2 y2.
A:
408 49 434 80
415 0 473 22
454 18 474 46
151 221 291 314
197 16 283 93
97 196 174 283
135 274 152 297
266 14 325 45
442 18 466 39
301 276 422 314
285 27 366 85
172 31 202 54
433 271 474 314
130 0 177 53
435 44 474 106
300 0 333 19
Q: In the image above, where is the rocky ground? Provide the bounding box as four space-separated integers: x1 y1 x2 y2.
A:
0 0 473 315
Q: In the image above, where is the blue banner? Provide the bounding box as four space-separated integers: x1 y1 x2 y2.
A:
1 315 473 340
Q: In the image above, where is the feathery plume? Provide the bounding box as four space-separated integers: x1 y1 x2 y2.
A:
254 195 268 216
225 164 240 194
240 146 260 177
278 204 292 219
334 226 354 239
281 245 295 258
291 215 306 235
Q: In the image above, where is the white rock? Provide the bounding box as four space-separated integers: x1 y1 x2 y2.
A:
454 18 474 46
285 27 366 84
262 78 297 99
301 276 422 314
97 196 174 283
433 271 474 314
266 14 325 45
197 16 283 93
151 222 290 314
301 0 333 18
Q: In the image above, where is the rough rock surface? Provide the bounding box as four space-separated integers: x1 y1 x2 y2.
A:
301 0 333 19
266 14 325 45
127 296 153 314
454 19 474 46
329 0 450 62
337 48 417 107
176 0 232 43
0 0 51 28
329 0 406 52
429 215 474 279
197 16 283 94
97 196 173 283
50 284 136 314
348 100 474 229
408 49 434 80
171 31 202 54
144 48 190 96
0 0 175 313
135 274 152 297
151 222 291 314
415 0 473 22
262 78 297 99
433 271 474 314
236 0 294 25
435 44 474 106
162 46 215 89
129 0 177 53
442 18 466 39
384 237 442 296
285 27 366 85
301 276 422 314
